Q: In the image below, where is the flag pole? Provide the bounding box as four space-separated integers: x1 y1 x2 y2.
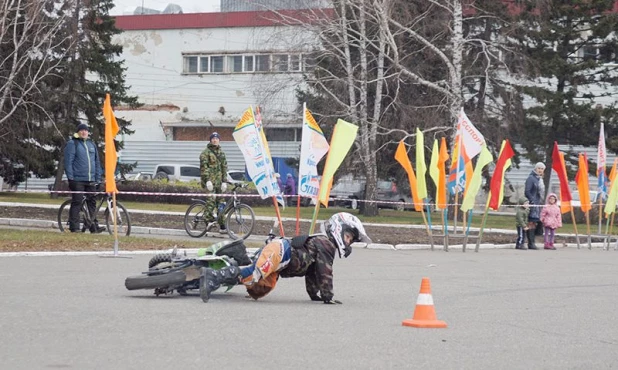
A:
604 212 612 250
112 191 119 256
453 192 459 235
295 195 301 236
475 197 491 252
443 208 449 251
420 203 434 250
569 208 580 249
585 211 592 250
272 196 285 237
598 197 603 234
309 200 320 234
425 202 434 251
461 209 467 252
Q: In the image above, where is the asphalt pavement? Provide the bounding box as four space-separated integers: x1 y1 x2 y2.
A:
1 248 617 369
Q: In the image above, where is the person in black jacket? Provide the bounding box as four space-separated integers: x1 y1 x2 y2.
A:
524 162 545 249
63 123 104 233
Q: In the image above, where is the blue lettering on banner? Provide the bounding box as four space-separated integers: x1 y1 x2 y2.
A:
300 175 319 196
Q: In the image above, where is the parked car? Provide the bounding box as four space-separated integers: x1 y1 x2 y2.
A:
569 190 606 208
329 176 414 211
227 170 248 184
153 164 201 182
123 172 153 181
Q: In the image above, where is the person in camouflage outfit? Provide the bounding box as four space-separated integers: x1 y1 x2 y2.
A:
199 217 369 304
199 132 228 233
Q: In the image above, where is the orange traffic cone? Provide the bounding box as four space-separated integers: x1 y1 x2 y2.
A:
402 277 447 328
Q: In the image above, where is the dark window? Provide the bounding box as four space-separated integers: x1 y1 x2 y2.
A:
200 57 209 73
228 55 243 72
211 56 224 72
157 166 174 175
181 167 200 177
265 128 299 141
256 55 270 72
273 54 289 72
244 55 254 71
183 56 198 73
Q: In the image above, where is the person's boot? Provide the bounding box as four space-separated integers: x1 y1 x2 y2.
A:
89 221 106 234
527 229 538 250
545 241 556 250
515 240 522 249
199 266 240 303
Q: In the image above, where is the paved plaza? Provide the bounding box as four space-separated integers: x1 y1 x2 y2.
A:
1 247 617 369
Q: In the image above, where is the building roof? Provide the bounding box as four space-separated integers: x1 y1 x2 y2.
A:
114 8 334 31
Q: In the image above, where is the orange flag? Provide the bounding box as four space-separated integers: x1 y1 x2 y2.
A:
575 153 591 213
437 137 449 209
394 140 421 211
103 93 120 193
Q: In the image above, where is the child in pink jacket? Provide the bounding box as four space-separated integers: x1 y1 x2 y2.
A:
540 193 562 250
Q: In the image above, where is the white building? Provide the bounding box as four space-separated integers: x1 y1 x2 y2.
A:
112 9 325 143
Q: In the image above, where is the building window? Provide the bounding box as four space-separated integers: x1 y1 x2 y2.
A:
582 46 598 61
290 54 301 71
183 52 305 74
184 56 198 73
199 56 209 73
227 55 243 72
211 56 224 72
256 55 270 72
273 54 289 72
244 55 254 72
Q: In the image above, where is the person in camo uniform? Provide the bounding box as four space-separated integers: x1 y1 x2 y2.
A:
199 132 228 234
198 214 371 304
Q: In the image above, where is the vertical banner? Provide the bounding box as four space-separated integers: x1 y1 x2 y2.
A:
254 106 283 204
298 103 330 198
317 119 359 207
488 140 514 211
447 109 485 194
103 93 119 193
232 108 273 198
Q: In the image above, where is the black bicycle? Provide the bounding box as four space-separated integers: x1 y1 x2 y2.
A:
57 190 131 236
184 183 255 240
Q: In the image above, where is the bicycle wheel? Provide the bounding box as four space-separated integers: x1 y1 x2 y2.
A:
105 202 131 236
225 203 255 240
184 202 209 238
57 199 72 232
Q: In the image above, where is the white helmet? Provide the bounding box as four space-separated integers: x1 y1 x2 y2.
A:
321 212 371 258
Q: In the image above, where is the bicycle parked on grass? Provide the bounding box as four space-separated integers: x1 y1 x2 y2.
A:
57 187 131 236
184 182 255 240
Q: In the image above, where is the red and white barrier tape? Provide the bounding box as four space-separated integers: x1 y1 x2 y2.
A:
6 189 553 209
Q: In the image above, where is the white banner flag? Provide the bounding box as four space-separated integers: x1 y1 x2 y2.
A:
298 103 329 198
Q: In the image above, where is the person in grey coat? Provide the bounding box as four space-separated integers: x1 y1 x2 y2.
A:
524 162 546 250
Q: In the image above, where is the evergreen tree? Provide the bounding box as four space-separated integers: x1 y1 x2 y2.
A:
510 0 618 184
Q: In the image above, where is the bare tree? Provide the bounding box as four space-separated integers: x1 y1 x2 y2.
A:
0 0 73 132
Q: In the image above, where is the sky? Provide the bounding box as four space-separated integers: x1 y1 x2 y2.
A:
111 0 220 15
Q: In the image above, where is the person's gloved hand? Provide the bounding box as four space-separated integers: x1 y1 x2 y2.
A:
309 294 322 302
344 245 352 258
323 299 343 305
221 182 227 193
206 181 214 191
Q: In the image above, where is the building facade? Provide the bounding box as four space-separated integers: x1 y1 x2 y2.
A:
112 10 322 142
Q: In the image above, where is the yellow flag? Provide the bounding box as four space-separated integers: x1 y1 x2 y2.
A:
318 119 359 207
461 145 493 212
605 174 618 215
103 93 119 193
415 128 427 200
429 139 439 203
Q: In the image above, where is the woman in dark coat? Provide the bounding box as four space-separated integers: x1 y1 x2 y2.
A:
524 162 546 250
